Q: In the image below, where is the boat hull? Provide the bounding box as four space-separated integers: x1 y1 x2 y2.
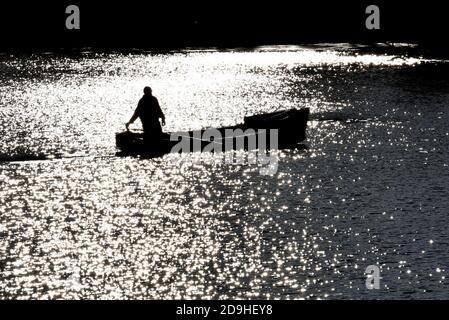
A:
116 108 309 157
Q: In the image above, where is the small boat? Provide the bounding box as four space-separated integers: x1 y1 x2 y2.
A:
116 108 309 157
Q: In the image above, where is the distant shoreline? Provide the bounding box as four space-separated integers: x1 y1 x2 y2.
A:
1 42 449 60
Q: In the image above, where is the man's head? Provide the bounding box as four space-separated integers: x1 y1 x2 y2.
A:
143 86 152 96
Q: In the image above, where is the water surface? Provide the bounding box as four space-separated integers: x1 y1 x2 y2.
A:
1 45 448 299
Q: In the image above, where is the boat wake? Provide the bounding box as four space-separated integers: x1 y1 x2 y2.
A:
311 116 378 123
0 153 48 163
0 153 115 164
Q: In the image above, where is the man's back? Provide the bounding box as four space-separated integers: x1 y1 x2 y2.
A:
126 87 166 137
136 95 162 126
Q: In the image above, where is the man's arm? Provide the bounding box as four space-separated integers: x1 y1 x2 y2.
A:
155 98 166 126
126 101 142 130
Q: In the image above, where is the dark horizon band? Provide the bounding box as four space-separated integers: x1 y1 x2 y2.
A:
1 1 448 53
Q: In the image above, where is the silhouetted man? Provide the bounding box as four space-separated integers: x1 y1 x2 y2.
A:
126 87 166 140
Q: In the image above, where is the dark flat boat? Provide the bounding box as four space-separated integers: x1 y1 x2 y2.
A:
116 108 309 157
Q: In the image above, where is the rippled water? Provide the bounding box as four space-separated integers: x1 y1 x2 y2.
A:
1 45 449 299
